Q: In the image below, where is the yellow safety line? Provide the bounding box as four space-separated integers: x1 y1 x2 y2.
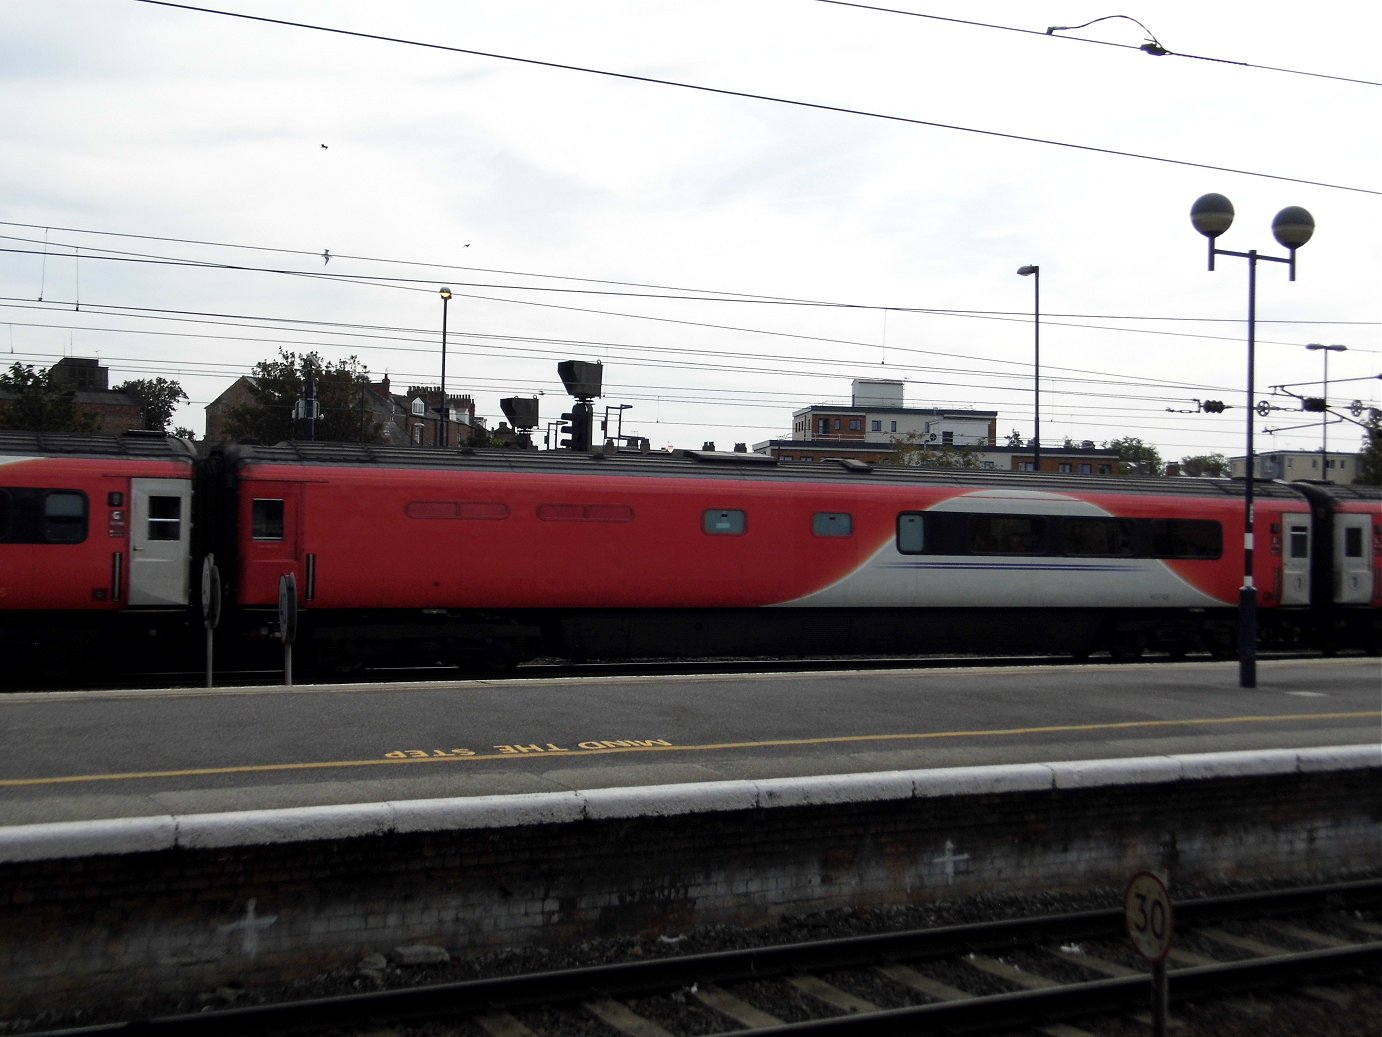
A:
2 711 1376 789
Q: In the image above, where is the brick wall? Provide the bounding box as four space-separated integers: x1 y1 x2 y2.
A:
1 759 1378 1017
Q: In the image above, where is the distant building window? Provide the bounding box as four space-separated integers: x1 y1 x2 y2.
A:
870 420 881 432
704 509 747 535
812 512 853 537
1058 463 1072 473
1019 462 1035 472
1098 464 1113 475
832 418 841 430
1079 463 1092 475
848 418 862 432
890 421 897 433
817 419 829 435
942 431 954 445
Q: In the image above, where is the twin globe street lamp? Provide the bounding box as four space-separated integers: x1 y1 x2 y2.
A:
1189 192 1314 689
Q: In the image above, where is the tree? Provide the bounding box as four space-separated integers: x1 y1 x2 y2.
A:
885 431 986 470
0 362 101 434
1005 428 1024 448
224 350 380 443
1104 436 1163 476
116 377 188 433
1357 409 1382 486
1180 453 1229 478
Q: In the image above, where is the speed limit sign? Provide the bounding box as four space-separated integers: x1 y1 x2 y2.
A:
1124 871 1174 963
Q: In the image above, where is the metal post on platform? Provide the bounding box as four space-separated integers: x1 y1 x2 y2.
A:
1189 194 1314 689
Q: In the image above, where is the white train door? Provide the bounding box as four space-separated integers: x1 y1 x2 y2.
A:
129 478 191 606
1335 514 1373 605
1279 514 1311 606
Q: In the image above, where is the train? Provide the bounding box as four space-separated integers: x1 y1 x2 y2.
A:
1 429 1378 682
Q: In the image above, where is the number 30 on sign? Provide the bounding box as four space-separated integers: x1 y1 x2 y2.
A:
1124 871 1174 963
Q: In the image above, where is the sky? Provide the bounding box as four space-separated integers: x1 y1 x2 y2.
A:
1 0 1378 462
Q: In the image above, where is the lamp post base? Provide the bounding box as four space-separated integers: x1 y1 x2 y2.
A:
1238 585 1258 689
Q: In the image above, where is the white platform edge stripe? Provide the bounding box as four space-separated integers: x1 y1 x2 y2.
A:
2 745 1377 862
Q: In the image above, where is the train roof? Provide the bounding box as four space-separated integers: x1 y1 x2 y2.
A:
0 430 198 462
214 439 1330 502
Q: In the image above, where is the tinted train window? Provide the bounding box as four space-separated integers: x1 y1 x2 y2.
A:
704 509 746 535
43 492 87 543
1150 519 1221 559
971 514 1046 554
252 499 285 541
812 512 853 537
0 489 86 544
896 511 1221 560
1062 517 1135 557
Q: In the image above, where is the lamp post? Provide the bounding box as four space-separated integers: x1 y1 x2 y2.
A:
1016 265 1040 472
1305 343 1347 479
1190 193 1314 689
438 287 452 447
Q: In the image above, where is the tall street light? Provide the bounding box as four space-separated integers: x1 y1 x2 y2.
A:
1016 265 1040 472
438 287 452 447
1305 343 1347 479
1190 193 1314 689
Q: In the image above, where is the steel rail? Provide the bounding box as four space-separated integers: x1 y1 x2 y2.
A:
28 879 1381 1036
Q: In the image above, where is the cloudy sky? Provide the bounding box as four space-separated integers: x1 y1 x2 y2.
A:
2 0 1377 461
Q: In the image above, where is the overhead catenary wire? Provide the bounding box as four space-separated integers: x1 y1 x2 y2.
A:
129 0 1378 196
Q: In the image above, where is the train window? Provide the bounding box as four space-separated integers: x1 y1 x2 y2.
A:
406 501 510 520
145 496 182 542
537 504 634 522
704 509 746 535
43 491 88 543
1289 528 1309 559
812 512 853 537
1151 519 1222 559
252 499 285 541
1344 526 1363 558
1062 517 1135 557
971 514 1046 554
896 513 924 553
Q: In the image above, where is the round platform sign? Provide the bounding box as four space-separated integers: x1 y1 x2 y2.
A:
1124 871 1174 963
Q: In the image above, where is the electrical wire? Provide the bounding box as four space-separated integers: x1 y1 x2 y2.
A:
129 1 1378 196
811 1 1381 87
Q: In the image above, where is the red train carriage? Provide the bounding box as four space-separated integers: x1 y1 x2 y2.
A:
202 442 1362 670
0 431 199 678
4 434 1374 680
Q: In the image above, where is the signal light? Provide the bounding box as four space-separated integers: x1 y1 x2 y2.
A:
1201 400 1227 413
559 401 593 451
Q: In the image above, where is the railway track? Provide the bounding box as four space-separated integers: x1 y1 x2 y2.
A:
26 880 1381 1036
